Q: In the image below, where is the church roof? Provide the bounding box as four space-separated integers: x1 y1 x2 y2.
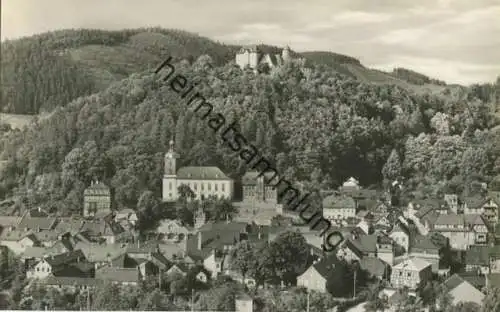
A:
177 166 230 180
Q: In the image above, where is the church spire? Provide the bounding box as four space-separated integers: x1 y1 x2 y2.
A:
169 137 175 153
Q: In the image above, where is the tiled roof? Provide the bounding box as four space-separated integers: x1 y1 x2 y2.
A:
22 246 49 259
0 216 21 228
360 257 386 277
75 242 126 263
312 255 340 279
84 182 110 196
17 217 57 231
241 170 278 185
463 196 486 209
96 266 139 283
411 235 439 253
458 272 486 289
443 274 466 291
0 229 31 241
54 218 85 235
176 166 230 180
434 214 466 226
466 245 490 266
44 249 86 267
28 208 50 218
322 195 356 210
464 214 487 226
487 273 500 289
44 276 101 287
33 230 60 242
393 258 431 271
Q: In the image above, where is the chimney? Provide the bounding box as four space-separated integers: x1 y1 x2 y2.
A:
197 232 202 250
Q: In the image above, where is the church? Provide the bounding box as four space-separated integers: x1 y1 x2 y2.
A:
162 140 233 202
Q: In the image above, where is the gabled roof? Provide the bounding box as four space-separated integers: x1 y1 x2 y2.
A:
322 195 356 210
44 276 101 287
54 218 85 235
33 230 60 242
411 235 439 253
84 181 110 196
393 258 431 271
311 255 340 279
44 249 86 267
95 266 139 283
463 196 487 209
0 216 21 228
434 214 466 226
241 171 277 185
466 245 490 266
176 166 230 180
0 229 31 241
443 274 466 291
360 257 387 277
17 217 57 231
74 242 126 263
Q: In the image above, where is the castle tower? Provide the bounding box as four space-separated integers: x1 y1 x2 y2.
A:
282 45 291 61
162 139 180 202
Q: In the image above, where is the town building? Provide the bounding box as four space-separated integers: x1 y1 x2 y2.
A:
442 274 484 306
390 258 432 290
162 140 233 202
323 194 357 222
297 256 339 293
83 181 111 218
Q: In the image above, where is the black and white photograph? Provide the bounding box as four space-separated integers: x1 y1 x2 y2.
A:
0 0 499 311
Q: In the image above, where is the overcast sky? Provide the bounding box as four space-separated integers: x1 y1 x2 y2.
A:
2 0 499 85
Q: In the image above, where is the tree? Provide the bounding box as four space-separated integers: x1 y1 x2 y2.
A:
382 149 402 182
136 190 160 232
480 287 500 312
230 241 256 280
267 231 309 286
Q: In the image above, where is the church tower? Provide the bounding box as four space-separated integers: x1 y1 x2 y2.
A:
194 207 206 229
162 140 180 202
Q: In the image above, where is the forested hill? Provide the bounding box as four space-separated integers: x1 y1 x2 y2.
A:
1 27 467 115
0 50 499 216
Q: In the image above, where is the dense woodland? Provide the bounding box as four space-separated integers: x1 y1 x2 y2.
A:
0 28 499 222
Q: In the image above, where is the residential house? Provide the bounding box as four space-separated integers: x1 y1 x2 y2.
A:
79 219 129 244
17 216 58 232
409 235 441 273
54 218 85 237
114 208 138 229
323 195 357 222
431 213 483 250
458 272 486 292
157 219 192 242
165 262 189 277
111 253 160 280
465 245 490 275
83 180 112 218
376 235 394 266
463 196 500 226
389 219 411 253
360 257 388 280
33 230 61 248
441 274 484 306
44 276 100 293
297 255 340 293
95 266 140 286
26 250 92 279
74 242 127 269
0 216 21 234
444 194 459 214
390 258 432 290
489 245 500 274
0 230 40 255
337 234 377 262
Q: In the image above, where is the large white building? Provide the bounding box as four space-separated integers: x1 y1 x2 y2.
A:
162 140 233 202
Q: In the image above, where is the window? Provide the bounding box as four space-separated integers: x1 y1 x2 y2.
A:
169 193 172 198
399 271 402 276
194 183 198 190
169 182 172 190
201 183 204 191
215 184 218 191
208 183 211 191
221 184 225 192
407 273 411 277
